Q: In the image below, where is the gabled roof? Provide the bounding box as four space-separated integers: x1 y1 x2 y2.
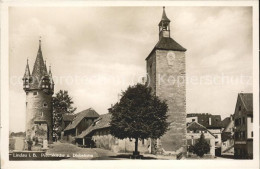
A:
221 117 232 129
146 37 186 60
64 108 99 131
76 113 111 139
187 113 222 129
187 122 215 137
239 93 253 113
62 114 76 122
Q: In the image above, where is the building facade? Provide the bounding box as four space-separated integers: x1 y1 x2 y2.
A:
63 108 99 143
221 115 234 154
22 39 54 144
233 93 253 159
187 113 222 150
76 114 151 154
146 7 187 155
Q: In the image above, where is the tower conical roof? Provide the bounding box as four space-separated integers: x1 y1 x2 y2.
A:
31 39 49 89
23 59 30 79
49 65 55 84
32 39 48 78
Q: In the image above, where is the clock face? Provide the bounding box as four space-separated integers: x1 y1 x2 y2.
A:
166 52 175 65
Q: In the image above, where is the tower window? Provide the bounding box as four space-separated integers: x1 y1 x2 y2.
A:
33 92 38 95
43 103 48 107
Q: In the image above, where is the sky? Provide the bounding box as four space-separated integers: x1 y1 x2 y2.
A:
9 6 253 132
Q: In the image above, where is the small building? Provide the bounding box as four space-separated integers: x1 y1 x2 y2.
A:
63 108 99 143
186 121 216 157
187 113 222 150
76 114 150 154
233 93 253 159
221 115 234 154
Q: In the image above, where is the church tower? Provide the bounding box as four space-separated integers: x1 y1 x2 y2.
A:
146 7 187 155
23 39 54 144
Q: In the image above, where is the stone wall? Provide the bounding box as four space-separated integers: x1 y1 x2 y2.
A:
92 129 150 154
26 90 53 143
147 49 186 154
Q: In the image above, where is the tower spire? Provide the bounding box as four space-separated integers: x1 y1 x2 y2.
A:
23 58 30 78
158 7 171 40
39 36 41 49
159 6 171 26
31 37 48 89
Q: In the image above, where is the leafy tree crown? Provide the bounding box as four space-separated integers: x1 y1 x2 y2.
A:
109 83 169 140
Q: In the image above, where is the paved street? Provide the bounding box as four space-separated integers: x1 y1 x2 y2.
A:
46 142 159 160
46 142 116 160
46 142 235 160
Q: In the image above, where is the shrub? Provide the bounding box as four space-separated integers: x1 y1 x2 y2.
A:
193 133 210 157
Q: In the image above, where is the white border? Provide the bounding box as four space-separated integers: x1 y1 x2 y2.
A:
1 1 259 169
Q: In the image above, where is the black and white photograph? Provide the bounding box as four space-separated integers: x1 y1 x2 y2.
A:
1 1 259 169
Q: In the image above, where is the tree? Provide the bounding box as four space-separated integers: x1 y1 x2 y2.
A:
53 90 77 138
193 133 210 157
109 83 169 156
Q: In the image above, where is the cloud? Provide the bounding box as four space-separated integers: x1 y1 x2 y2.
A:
9 7 253 132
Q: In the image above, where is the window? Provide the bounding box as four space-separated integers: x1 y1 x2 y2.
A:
251 131 253 137
26 102 28 106
239 106 241 111
142 139 145 145
241 131 246 139
41 112 43 117
242 117 245 124
215 135 218 138
43 103 48 107
26 92 29 95
192 119 195 122
251 117 253 123
33 92 38 95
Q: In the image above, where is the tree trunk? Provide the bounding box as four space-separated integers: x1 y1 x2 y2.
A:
135 138 139 154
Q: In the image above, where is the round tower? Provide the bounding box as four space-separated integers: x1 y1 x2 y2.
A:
23 39 54 144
